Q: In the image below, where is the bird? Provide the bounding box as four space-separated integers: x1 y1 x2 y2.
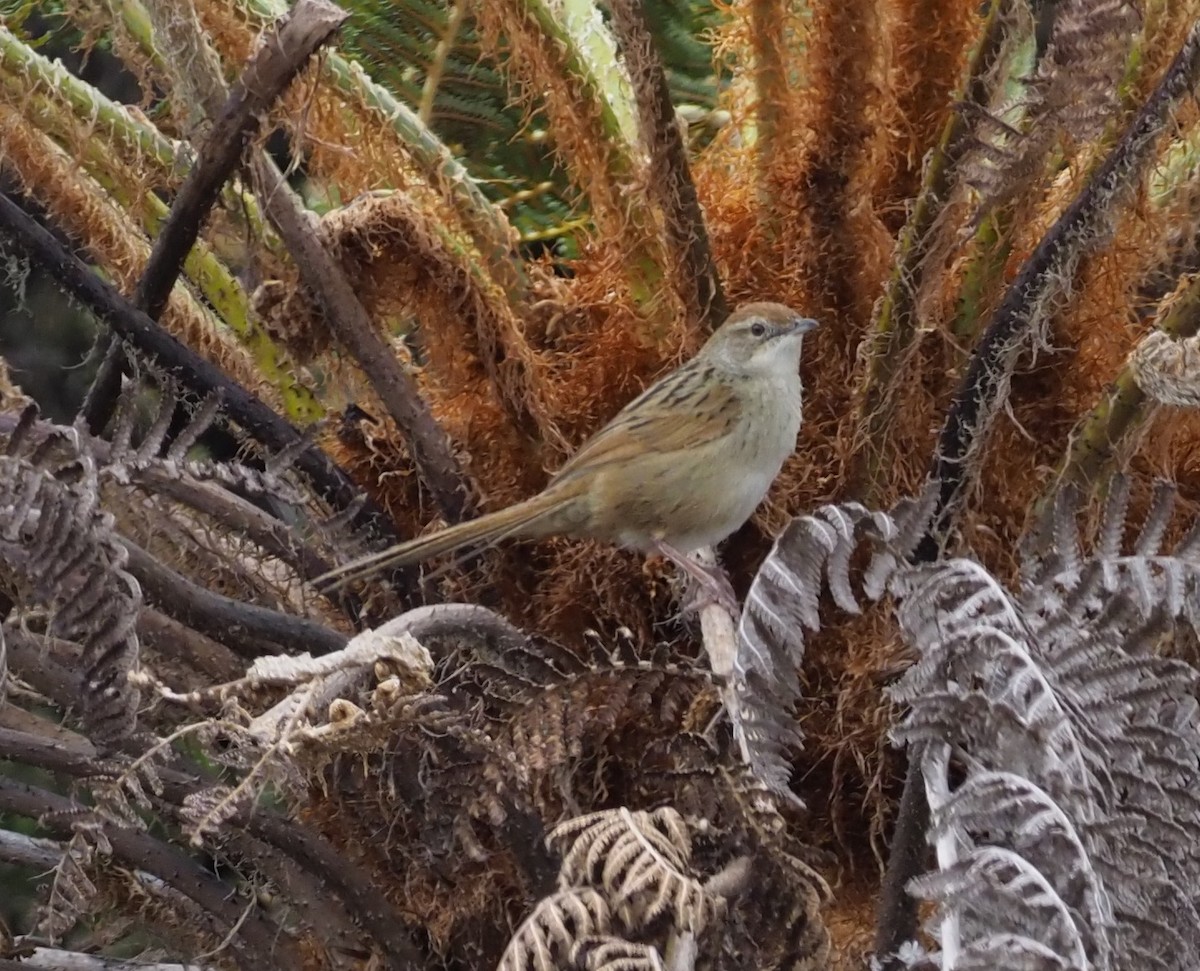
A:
317 302 818 608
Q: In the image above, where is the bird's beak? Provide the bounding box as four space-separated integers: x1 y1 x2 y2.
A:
786 317 819 336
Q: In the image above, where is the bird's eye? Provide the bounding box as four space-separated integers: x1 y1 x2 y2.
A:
749 321 767 338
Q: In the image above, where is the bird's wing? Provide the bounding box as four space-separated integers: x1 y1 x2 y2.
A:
553 365 742 484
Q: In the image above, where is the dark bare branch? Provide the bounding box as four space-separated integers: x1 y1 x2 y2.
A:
120 539 347 658
249 154 475 524
605 0 726 330
0 717 426 970
920 19 1200 559
0 777 300 971
0 191 406 564
81 0 349 433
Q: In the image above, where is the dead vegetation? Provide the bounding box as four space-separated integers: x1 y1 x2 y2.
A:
1 0 1200 968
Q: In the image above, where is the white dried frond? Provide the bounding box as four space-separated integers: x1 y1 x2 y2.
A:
1024 476 1200 636
1129 329 1200 407
161 631 435 838
497 888 611 971
550 807 716 933
889 508 1200 971
732 490 934 795
247 622 434 686
910 846 1089 970
151 623 434 741
249 627 433 739
571 937 665 971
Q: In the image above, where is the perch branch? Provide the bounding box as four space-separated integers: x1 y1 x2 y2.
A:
241 812 425 970
80 0 348 434
0 726 105 778
374 602 531 656
121 539 348 658
0 829 61 870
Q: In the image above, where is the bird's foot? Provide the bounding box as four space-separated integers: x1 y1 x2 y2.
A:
686 571 739 615
653 541 739 615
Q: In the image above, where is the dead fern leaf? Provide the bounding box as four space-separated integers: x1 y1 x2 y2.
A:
497 888 612 971
1129 328 1200 407
571 936 666 971
549 807 717 933
0 408 141 742
34 829 100 943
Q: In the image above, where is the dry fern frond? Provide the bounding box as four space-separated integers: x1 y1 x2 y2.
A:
964 0 1139 220
497 888 612 971
1037 0 1140 143
884 472 1200 970
549 807 718 934
732 490 935 795
243 623 434 738
143 622 429 716
1129 328 1200 407
0 407 141 743
571 936 666 971
1020 473 1200 632
498 663 712 810
413 609 712 809
106 373 307 502
34 828 101 943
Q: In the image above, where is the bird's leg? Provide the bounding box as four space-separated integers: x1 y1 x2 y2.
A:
652 541 739 614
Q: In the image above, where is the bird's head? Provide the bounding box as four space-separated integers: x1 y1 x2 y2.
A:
701 302 818 377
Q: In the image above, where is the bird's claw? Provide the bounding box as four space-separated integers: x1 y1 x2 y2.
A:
679 564 739 615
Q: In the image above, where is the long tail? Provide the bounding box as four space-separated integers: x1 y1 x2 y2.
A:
316 491 571 590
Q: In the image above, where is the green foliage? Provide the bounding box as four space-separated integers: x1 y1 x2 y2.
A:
338 0 721 241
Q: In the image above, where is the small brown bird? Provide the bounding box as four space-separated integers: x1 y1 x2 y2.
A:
318 302 817 606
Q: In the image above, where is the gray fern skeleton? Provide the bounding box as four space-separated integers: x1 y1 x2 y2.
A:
500 807 746 971
733 475 1200 971
732 487 935 795
0 407 142 742
0 380 371 667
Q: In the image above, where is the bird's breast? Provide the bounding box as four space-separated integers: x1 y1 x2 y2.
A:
739 372 804 461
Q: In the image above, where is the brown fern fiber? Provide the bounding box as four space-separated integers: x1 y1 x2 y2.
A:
878 0 978 221
782 0 890 327
318 303 818 591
